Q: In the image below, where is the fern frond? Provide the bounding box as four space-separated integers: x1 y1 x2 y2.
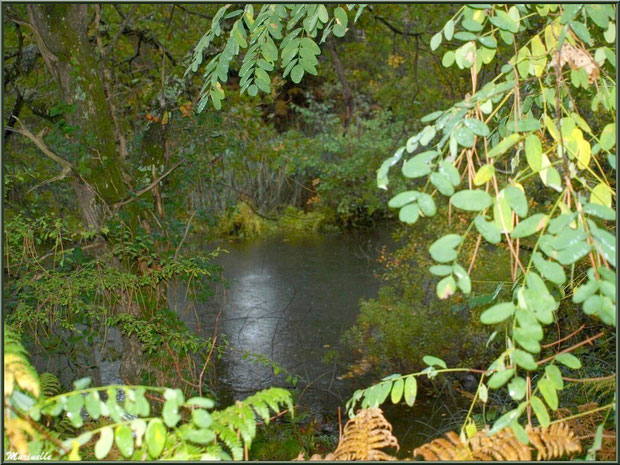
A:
332 408 398 461
4 325 40 399
526 423 582 460
414 422 581 461
40 372 62 398
4 418 36 455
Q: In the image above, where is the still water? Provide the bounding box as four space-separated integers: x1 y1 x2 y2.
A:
173 226 462 455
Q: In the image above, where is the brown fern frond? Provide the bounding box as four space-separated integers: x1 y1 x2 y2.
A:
527 423 582 460
469 427 532 461
295 409 397 461
414 422 580 461
332 408 399 461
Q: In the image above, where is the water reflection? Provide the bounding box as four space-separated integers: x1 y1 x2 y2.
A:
178 229 393 414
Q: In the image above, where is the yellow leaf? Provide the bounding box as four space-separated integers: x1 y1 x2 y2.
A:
69 440 81 461
494 191 514 233
544 115 560 142
576 136 591 170
530 35 547 76
590 183 612 208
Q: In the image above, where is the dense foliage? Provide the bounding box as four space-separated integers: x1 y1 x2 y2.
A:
3 2 616 461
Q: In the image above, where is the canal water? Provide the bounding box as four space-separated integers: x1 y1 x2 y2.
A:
172 226 464 456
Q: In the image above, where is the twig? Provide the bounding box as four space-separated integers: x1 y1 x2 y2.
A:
541 324 586 349
562 374 615 383
198 304 221 397
114 161 182 209
174 210 197 260
537 332 604 366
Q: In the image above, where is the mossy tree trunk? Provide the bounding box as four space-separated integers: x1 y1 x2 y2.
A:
26 4 144 383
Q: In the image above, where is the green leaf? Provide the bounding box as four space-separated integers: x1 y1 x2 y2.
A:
480 302 515 324
569 21 592 44
583 202 615 221
479 35 497 49
430 265 453 276
430 32 442 51
532 252 566 285
474 164 495 186
423 355 447 369
391 378 404 404
507 118 541 133
462 18 484 32
439 160 461 187
430 172 454 196
399 204 420 224
146 419 167 459
290 65 304 83
511 214 548 239
418 193 437 217
437 275 457 299
530 396 550 427
545 365 564 390
115 424 134 458
192 409 212 428
334 7 348 28
514 328 541 353
388 191 418 208
443 19 455 40
488 134 520 158
525 134 542 172
510 421 530 445
451 190 492 212
84 391 101 420
555 241 591 265
504 186 528 218
489 10 518 33
554 353 581 369
560 4 583 24
442 51 455 67
402 151 437 178
404 376 417 406
162 399 181 428
572 278 598 303
508 376 526 400
453 263 471 294
333 24 346 38
537 378 558 410
489 405 524 435
474 215 501 244
95 427 114 460
600 123 615 150
429 234 462 263
488 368 515 389
186 397 215 409
513 349 538 370
586 4 611 29
453 126 475 148
73 377 91 390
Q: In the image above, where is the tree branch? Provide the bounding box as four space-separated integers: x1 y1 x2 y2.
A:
113 161 183 210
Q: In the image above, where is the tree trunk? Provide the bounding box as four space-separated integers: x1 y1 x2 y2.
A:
326 39 354 130
26 4 144 383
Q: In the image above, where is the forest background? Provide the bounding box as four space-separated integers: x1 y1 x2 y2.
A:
2 2 617 461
